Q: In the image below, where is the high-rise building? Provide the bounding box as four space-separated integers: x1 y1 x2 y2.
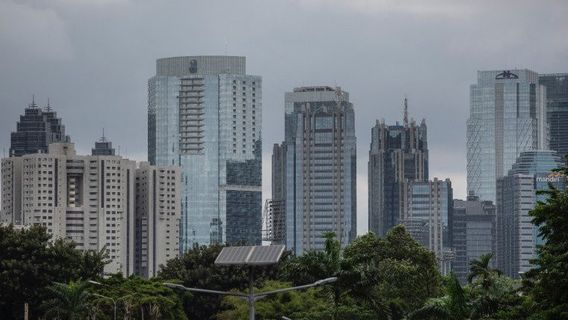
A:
92 132 116 156
467 70 548 203
274 86 357 255
263 144 286 245
450 193 496 283
1 141 181 276
135 162 181 278
148 56 262 249
539 73 568 160
9 99 70 157
401 178 452 271
496 150 564 277
368 99 428 236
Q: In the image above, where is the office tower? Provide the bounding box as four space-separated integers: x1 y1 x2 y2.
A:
263 144 286 245
540 73 568 160
1 141 181 276
274 86 356 255
467 70 548 203
148 56 262 249
402 178 452 270
92 132 116 156
496 150 564 277
135 162 181 278
9 99 70 157
450 193 496 283
368 99 428 236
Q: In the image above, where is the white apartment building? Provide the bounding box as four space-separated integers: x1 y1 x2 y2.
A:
1 142 181 277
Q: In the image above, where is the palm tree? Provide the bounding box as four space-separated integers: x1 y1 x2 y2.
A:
408 273 469 320
467 253 501 289
42 281 92 320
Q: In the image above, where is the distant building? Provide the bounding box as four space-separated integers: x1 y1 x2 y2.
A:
496 150 564 277
92 132 116 156
450 193 497 283
467 70 548 203
1 140 181 277
368 99 428 236
274 86 357 255
9 99 70 157
402 178 452 271
148 56 262 249
264 144 286 245
539 73 568 160
135 162 181 278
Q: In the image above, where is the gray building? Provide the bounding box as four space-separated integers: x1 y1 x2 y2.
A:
450 193 496 283
540 73 568 160
496 150 564 278
148 56 262 249
263 144 286 245
1 141 181 276
467 70 548 203
402 178 452 271
368 99 428 236
273 86 357 255
9 99 70 157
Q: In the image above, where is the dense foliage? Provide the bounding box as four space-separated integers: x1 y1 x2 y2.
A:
0 225 108 319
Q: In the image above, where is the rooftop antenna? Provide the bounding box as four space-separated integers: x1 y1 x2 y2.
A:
101 128 106 142
30 94 37 108
403 96 409 127
46 98 52 112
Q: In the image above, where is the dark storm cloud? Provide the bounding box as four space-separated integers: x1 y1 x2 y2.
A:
1 0 567 233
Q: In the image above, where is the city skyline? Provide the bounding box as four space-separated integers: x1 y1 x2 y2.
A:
1 0 567 235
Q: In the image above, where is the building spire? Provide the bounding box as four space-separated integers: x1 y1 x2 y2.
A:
403 96 409 127
46 98 52 111
29 94 38 108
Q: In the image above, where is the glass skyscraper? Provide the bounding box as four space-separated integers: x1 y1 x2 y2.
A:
273 86 357 255
148 56 262 249
368 100 428 236
10 100 70 157
496 150 564 277
539 73 568 160
467 70 548 203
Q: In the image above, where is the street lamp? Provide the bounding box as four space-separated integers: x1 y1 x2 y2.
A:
164 277 337 320
88 280 132 320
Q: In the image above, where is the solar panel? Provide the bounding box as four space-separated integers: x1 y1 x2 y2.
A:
215 245 285 266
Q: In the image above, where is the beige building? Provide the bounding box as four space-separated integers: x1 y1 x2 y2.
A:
1 142 180 277
135 162 181 278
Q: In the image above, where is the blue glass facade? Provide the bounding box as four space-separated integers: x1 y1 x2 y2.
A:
496 150 564 277
539 74 568 160
467 70 547 203
148 56 262 250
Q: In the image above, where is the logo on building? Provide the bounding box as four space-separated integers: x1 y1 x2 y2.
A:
495 70 519 80
189 59 197 74
536 171 565 183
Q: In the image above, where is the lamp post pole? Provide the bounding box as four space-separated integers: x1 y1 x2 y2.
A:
164 277 337 320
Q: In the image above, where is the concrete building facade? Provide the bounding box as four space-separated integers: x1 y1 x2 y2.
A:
368 99 428 236
1 141 180 277
274 86 357 255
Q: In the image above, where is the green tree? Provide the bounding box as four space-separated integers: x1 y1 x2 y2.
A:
42 281 92 320
408 273 468 320
524 159 568 319
0 225 108 319
342 226 442 318
91 274 187 320
467 253 501 289
216 280 333 320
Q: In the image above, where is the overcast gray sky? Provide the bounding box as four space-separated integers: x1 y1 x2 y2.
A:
1 0 567 234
